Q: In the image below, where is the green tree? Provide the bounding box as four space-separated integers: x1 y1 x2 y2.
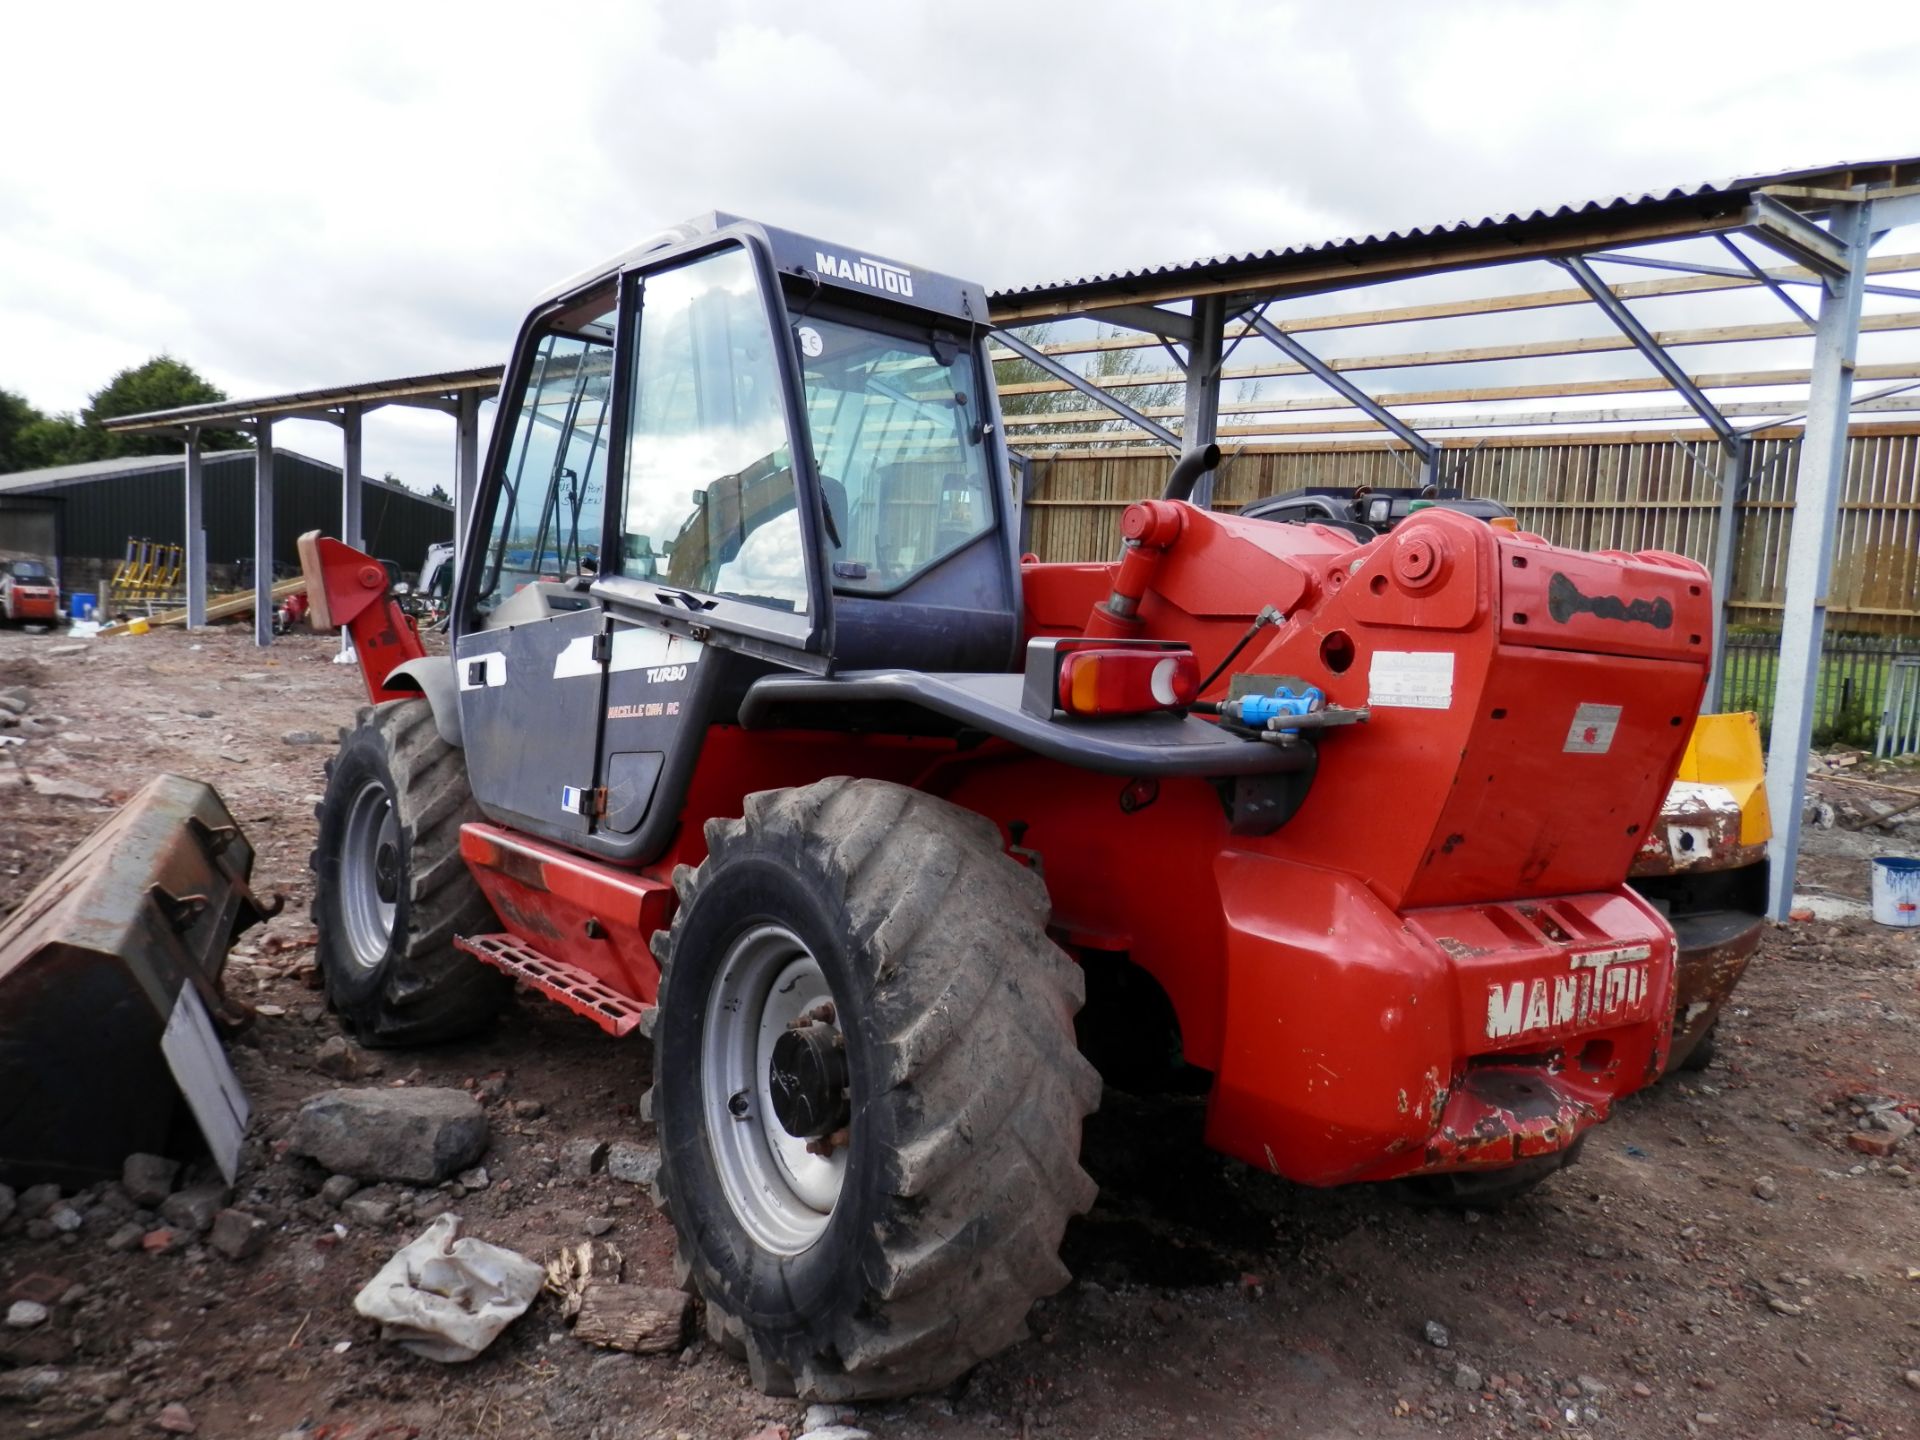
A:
0 388 43 473
82 356 250 459
0 357 249 472
428 483 451 503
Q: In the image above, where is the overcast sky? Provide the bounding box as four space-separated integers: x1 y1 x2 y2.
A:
3 0 1918 490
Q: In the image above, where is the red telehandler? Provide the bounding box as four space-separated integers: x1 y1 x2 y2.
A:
300 213 1712 1399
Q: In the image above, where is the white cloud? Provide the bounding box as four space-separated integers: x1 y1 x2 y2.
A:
2 0 1918 483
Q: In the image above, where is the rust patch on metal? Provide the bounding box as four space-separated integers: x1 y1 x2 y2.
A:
1632 782 1762 877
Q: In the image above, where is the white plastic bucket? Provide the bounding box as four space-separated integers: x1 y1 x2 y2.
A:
1872 856 1920 927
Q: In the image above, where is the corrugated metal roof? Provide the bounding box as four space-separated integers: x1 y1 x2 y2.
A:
989 156 1920 317
0 448 451 509
100 364 503 434
0 453 202 493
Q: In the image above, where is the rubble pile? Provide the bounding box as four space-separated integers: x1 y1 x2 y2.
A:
1802 747 1920 835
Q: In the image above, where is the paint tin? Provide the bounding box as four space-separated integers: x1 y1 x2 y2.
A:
1870 855 1920 928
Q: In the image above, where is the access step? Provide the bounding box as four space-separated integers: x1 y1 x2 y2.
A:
455 933 654 1038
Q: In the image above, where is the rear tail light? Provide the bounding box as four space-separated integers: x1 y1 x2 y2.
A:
1057 647 1199 717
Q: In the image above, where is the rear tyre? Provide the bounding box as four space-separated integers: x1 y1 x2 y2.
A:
311 699 508 1046
652 777 1101 1400
1399 1135 1588 1209
1677 1019 1718 1073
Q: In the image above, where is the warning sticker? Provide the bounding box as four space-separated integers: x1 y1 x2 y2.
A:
1368 650 1455 710
1563 702 1622 754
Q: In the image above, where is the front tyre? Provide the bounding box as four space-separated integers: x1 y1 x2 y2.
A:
653 778 1101 1400
311 700 508 1046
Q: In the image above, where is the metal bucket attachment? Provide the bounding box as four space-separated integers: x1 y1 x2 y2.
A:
0 774 277 1189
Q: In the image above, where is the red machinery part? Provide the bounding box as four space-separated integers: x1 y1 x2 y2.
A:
296 531 426 704
433 498 1712 1191
993 501 1713 1185
458 822 674 1007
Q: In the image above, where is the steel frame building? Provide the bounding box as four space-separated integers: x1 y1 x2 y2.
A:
105 156 1920 917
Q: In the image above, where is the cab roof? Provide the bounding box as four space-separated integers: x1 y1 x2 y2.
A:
534 213 988 327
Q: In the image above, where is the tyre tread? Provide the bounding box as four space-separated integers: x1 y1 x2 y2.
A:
311 699 506 1047
656 777 1099 1400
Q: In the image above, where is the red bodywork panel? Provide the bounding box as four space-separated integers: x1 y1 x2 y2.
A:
320 499 1713 1189
460 823 674 1005
296 532 426 704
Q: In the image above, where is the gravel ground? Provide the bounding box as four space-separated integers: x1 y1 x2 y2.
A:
1 624 1918 1440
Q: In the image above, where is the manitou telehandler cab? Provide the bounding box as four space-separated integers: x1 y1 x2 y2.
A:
301 213 1713 1400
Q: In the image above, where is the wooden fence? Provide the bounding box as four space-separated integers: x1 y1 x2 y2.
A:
1020 424 1920 638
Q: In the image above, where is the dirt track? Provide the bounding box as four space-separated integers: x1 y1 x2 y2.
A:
2 625 1918 1440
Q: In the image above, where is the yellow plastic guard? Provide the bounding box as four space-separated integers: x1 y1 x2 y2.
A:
1677 712 1771 847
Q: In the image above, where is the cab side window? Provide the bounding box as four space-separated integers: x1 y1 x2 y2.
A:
477 300 615 613
621 246 805 613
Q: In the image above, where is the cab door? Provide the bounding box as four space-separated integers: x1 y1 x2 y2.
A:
454 285 619 845
585 237 832 863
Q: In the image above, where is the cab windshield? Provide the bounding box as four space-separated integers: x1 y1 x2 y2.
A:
797 316 995 594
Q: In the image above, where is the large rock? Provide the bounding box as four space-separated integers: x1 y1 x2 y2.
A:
288 1088 489 1184
208 1209 269 1261
606 1141 659 1188
122 1154 181 1208
158 1184 228 1235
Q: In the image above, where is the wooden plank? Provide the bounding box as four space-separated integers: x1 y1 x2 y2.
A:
993 311 1920 398
989 251 1920 359
1016 421 1920 457
98 577 305 636
572 1285 692 1355
999 361 1920 428
1025 426 1920 635
1010 397 1920 448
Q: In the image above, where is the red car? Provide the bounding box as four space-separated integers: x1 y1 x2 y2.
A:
0 560 60 625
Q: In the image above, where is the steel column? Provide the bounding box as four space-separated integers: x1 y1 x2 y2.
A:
1704 439 1749 709
253 422 275 648
454 389 480 596
1184 294 1225 507
1763 199 1873 921
182 428 206 628
340 403 364 551
993 329 1181 448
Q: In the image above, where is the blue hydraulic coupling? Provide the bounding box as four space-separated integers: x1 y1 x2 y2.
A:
1222 685 1324 733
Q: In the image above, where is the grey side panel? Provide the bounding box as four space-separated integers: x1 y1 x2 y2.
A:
582 615 736 865
455 607 608 846
740 671 1311 778
384 656 463 748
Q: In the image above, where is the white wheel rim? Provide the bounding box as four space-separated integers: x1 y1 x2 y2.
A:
700 924 848 1255
340 778 400 970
